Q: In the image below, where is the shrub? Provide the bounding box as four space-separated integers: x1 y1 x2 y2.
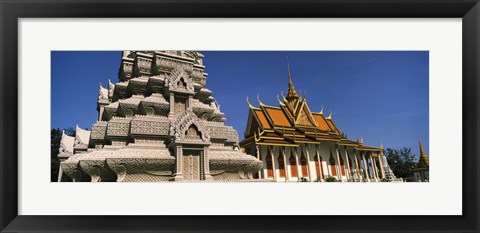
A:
298 177 309 182
325 176 338 182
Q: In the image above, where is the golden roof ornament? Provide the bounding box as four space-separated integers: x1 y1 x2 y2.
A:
285 57 300 102
246 96 255 108
418 140 429 168
257 95 265 106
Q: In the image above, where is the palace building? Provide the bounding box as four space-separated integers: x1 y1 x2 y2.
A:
239 63 397 182
57 51 262 182
412 141 429 182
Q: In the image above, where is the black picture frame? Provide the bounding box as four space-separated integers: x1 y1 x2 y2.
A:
1 0 479 232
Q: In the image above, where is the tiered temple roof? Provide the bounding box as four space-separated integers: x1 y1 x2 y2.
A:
240 61 382 153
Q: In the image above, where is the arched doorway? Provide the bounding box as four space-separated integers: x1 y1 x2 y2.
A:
289 150 298 178
278 153 286 178
329 155 337 177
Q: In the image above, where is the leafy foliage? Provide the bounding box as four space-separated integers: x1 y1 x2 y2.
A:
51 127 75 182
325 176 338 182
298 177 309 182
384 147 416 179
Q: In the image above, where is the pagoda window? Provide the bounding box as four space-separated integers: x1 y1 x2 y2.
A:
278 153 286 178
289 151 298 177
329 155 337 177
300 152 308 177
340 156 346 176
265 151 274 178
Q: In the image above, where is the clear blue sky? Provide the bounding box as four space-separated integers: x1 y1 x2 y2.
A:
51 51 429 156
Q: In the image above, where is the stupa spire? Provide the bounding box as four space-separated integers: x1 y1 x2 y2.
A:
286 57 300 102
418 140 429 168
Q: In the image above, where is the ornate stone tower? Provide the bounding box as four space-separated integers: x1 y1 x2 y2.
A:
59 51 262 182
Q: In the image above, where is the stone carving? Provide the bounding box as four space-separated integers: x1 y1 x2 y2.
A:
130 118 170 136
58 51 263 182
108 79 115 99
173 110 210 142
185 125 202 140
107 120 130 137
91 122 107 140
165 68 194 92
98 84 109 100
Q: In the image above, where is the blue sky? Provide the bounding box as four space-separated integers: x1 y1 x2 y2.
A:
51 51 429 156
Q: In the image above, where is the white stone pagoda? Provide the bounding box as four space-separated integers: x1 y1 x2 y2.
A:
58 51 262 182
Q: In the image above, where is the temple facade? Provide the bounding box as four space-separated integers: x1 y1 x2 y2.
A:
239 63 398 182
57 51 262 182
412 141 429 182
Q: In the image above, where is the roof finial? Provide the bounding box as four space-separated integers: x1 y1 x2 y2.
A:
277 95 284 105
246 96 255 108
319 105 324 114
419 140 427 156
327 111 332 119
285 56 299 101
418 139 429 167
257 95 265 106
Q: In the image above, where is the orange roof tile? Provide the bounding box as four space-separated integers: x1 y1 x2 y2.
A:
312 114 330 131
326 119 340 134
254 109 271 129
265 107 291 127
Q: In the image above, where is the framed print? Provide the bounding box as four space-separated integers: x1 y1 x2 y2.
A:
1 0 479 232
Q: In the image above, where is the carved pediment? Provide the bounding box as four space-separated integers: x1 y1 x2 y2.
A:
165 68 194 93
171 111 210 142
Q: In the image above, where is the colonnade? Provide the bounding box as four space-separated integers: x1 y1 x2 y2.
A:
255 143 386 182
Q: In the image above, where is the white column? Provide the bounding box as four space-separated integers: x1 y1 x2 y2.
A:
335 146 342 180
369 153 377 181
378 153 385 179
260 146 268 179
305 144 313 181
256 145 261 179
270 146 277 181
344 146 351 181
362 152 370 182
354 150 361 182
283 147 290 182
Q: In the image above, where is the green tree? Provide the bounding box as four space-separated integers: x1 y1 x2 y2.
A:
51 127 75 182
384 147 416 179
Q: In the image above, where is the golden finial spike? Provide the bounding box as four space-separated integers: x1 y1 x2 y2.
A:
246 96 254 108
277 95 284 105
285 56 299 100
380 143 383 149
257 95 265 106
419 140 427 156
319 105 324 114
286 56 292 84
281 91 286 101
327 111 332 119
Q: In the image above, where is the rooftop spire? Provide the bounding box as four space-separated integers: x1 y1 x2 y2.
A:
418 140 429 168
286 56 300 101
